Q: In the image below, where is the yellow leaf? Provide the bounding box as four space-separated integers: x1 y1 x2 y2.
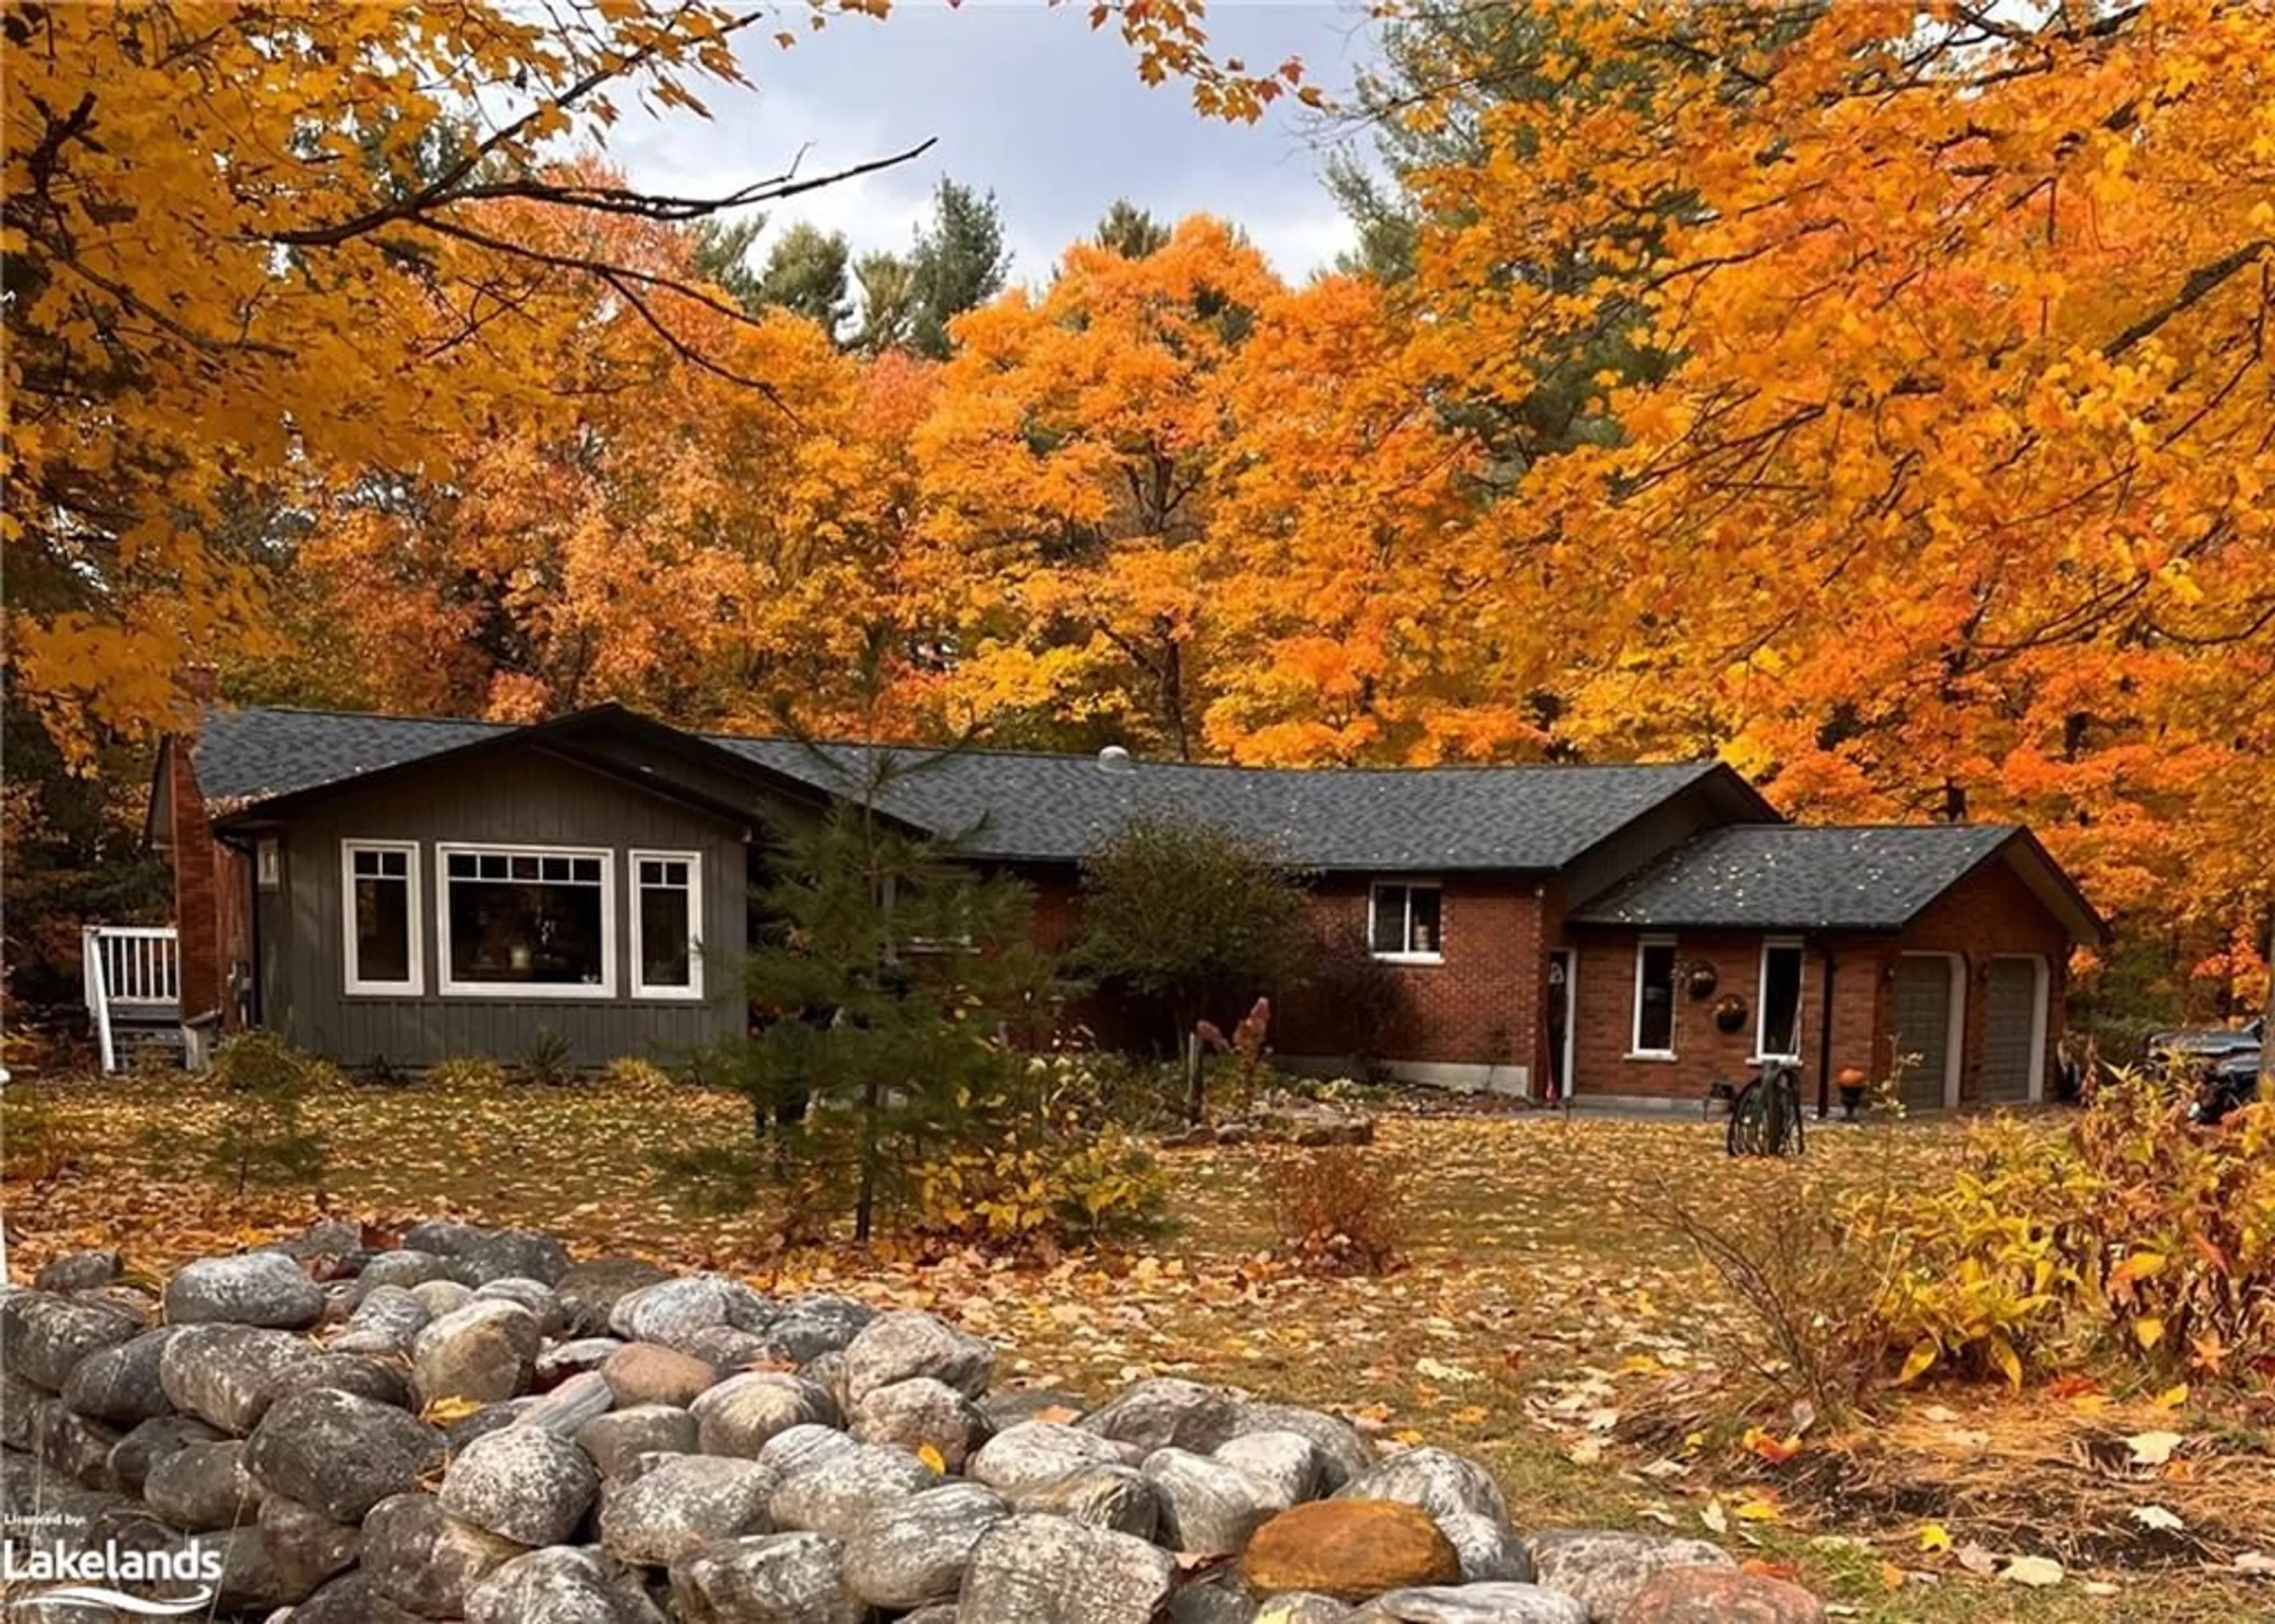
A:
1735 1496 1781 1522
1987 1332 2023 1391
2133 1315 2166 1351
915 1442 947 1472
1918 1522 1953 1553
2152 1384 2189 1410
1897 1338 1939 1385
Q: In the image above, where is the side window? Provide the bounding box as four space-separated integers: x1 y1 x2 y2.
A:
1369 882 1444 960
633 851 702 998
343 841 421 995
1757 940 1805 1059
1632 938 1677 1055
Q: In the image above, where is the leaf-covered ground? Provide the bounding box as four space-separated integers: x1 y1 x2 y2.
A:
4 1075 2268 1622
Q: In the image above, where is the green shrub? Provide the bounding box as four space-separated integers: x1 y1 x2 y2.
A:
518 1028 578 1087
428 1056 508 1090
913 1123 1166 1251
204 1031 329 1195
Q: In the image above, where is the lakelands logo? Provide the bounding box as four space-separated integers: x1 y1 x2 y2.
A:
1 1524 223 1617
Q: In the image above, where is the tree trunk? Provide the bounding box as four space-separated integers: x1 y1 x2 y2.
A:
854 1077 881 1241
2259 914 2274 1104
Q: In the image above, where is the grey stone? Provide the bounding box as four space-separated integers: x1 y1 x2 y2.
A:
404 1221 571 1286
144 1439 262 1532
1010 1462 1159 1539
329 1283 431 1354
1082 1376 1245 1454
441 1424 600 1546
411 1277 476 1317
958 1513 1176 1623
362 1491 530 1617
354 1250 459 1296
159 1324 322 1434
1174 1580 1264 1624
841 1309 995 1404
467 1544 667 1624
1440 1512 1535 1584
598 1451 772 1565
31 1399 122 1490
979 1386 1090 1426
1215 1428 1324 1505
286 1571 389 1624
475 1275 567 1334
757 1293 874 1362
1 1290 142 1389
608 1275 745 1348
258 1492 363 1594
1522 1531 1736 1624
841 1479 1010 1610
245 1386 446 1523
204 1523 309 1612
689 1371 837 1458
753 1420 861 1481
447 1398 537 1451
669 1530 864 1624
577 1404 699 1478
558 1257 672 1338
849 1374 992 1470
110 1413 226 1495
412 1298 541 1405
1337 1449 1510 1529
61 1327 180 1426
266 1351 414 1410
34 1249 123 1293
1255 1596 1360 1624
539 1335 627 1387
1 1369 42 1449
800 1348 852 1414
518 1370 616 1437
678 1324 777 1370
275 1216 364 1261
767 1438 940 1541
164 1253 326 1328
968 1420 1130 1496
1349 1584 1588 1624
1236 1402 1374 1491
1143 1446 1289 1555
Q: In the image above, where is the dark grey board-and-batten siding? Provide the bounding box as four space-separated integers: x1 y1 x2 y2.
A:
252 751 749 1067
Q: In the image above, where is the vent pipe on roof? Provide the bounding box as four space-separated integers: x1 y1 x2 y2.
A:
1097 745 1135 775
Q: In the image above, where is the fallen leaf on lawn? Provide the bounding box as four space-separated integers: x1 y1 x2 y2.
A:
1741 1558 1801 1581
1566 1437 1604 1466
2001 1555 2065 1588
2082 1581 2119 1597
2131 1504 2185 1532
1917 1522 1953 1553
1742 1426 1803 1465
2234 1551 2275 1575
1640 1508 1678 1527
1956 1542 2000 1576
1390 1428 1425 1446
2151 1383 2189 1410
1640 1457 1688 1479
1921 1403 1960 1423
2125 1429 2184 1466
1700 1498 1729 1535
1414 1356 1480 1385
1879 1562 1907 1592
1789 1397 1817 1434
1735 1496 1781 1523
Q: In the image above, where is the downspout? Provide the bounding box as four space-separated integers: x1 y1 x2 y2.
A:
1815 945 1837 1120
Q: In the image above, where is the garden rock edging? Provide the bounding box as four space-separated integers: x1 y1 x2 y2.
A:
0 1226 1828 1623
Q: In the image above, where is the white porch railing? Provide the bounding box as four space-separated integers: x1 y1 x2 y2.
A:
82 924 181 1074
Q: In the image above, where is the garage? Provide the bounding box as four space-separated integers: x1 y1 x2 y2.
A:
1891 954 1958 1112
1982 956 2045 1104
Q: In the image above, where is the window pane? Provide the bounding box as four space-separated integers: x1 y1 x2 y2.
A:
379 850 406 877
640 887 691 987
479 854 507 879
448 876 605 985
1371 887 1408 954
511 854 539 880
541 856 569 882
1761 946 1803 1056
664 861 688 886
1638 943 1677 1052
639 860 662 886
354 877 411 985
448 853 476 877
353 850 379 877
572 858 601 883
1409 888 1442 953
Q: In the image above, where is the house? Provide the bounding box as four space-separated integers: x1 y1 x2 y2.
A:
142 701 2106 1110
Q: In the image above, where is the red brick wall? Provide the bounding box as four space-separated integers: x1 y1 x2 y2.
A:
166 739 225 1023
1568 929 1829 1103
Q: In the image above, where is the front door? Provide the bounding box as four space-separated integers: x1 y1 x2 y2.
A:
1891 954 1956 1112
1545 949 1574 1100
1982 957 2042 1104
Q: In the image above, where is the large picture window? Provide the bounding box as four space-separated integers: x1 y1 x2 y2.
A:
439 845 614 997
1369 882 1444 961
1631 937 1678 1056
1756 939 1805 1061
632 851 702 999
342 841 422 995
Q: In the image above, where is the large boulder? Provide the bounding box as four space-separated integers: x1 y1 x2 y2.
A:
968 1420 1130 1496
767 1439 940 1541
1350 1585 1588 1624
577 1405 699 1478
1235 1402 1374 1491
840 1310 995 1404
1 1292 143 1389
412 1299 542 1405
1216 1428 1324 1505
597 1453 773 1566
404 1221 571 1286
558 1257 672 1338
440 1424 600 1546
29 1399 121 1490
328 1283 431 1356
1011 1462 1159 1539
258 1493 364 1594
473 1276 566 1335
246 1386 446 1524
668 1530 865 1624
1143 1446 1289 1555
164 1253 325 1328
755 1295 874 1362
609 1276 764 1349
1082 1377 1245 1454
1243 1500 1464 1600
690 1372 837 1458
1337 1449 1510 1529
537 1336 626 1388
1523 1532 1737 1624
362 1491 530 1617
266 1351 415 1411
958 1513 1177 1623
1440 1511 1535 1584
1612 1567 1826 1624
62 1326 180 1426
848 1375 991 1470
159 1324 321 1433
109 1414 225 1496
142 1439 262 1532
603 1342 717 1410
839 1479 1010 1610
34 1249 124 1294
467 1544 667 1624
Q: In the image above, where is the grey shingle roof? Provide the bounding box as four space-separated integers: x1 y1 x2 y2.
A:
191 706 1739 871
1568 824 2021 930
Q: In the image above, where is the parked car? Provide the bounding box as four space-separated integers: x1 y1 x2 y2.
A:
2189 1043 2266 1126
2147 1016 2263 1078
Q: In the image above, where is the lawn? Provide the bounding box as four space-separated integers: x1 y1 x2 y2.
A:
4 1074 2268 1622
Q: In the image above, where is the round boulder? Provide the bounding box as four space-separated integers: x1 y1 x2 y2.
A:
841 1479 1010 1611
1243 1500 1463 1601
441 1425 600 1546
668 1530 865 1624
1524 1530 1737 1623
968 1420 1130 1496
604 1342 717 1409
412 1299 541 1405
1082 1376 1245 1454
164 1253 325 1328
690 1372 837 1458
159 1324 322 1433
1613 1567 1826 1623
841 1310 995 1404
245 1386 447 1524
1337 1448 1510 1528
959 1513 1177 1623
598 1453 773 1566
848 1375 992 1471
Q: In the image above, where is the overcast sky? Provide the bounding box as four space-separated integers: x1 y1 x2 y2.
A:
606 1 1383 289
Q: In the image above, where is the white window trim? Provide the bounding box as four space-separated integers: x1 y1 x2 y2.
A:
341 839 423 997
630 848 704 1001
1628 934 1678 1059
1751 937 1806 1064
437 843 616 999
1367 880 1445 965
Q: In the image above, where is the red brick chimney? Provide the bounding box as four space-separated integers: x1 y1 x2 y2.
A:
166 667 226 1023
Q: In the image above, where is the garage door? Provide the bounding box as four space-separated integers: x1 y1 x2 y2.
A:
1982 957 2041 1104
1891 956 1954 1113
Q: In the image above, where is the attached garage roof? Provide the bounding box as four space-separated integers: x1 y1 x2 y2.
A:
188 704 1767 872
1569 824 2107 941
